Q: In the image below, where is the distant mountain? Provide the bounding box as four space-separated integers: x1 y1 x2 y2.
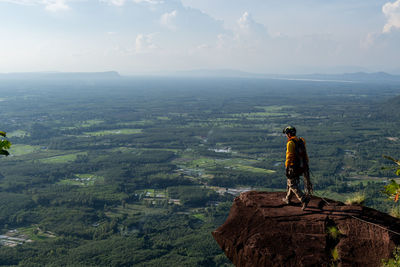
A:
2 70 400 83
289 72 400 82
0 71 121 80
153 69 265 78
151 69 400 83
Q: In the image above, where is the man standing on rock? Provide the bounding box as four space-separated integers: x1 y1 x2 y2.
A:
282 126 311 210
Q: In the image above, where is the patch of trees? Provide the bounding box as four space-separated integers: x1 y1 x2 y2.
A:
209 167 285 188
168 186 220 207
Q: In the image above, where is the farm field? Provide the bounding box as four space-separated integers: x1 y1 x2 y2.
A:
8 144 41 156
83 128 142 136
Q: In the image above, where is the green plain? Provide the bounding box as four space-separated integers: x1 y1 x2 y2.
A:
7 130 29 138
39 152 87 164
83 129 142 136
9 144 41 156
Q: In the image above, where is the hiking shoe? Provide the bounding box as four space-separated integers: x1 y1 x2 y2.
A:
301 197 310 211
282 198 290 205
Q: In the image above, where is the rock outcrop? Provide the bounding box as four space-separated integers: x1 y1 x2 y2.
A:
212 191 400 267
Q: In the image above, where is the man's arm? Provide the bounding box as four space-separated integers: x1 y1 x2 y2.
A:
285 140 296 168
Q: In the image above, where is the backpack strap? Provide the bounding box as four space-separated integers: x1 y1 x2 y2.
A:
292 137 308 169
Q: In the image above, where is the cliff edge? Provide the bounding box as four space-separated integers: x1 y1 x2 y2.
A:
212 191 400 267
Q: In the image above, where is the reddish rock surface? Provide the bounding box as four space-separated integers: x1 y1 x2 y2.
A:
212 191 400 267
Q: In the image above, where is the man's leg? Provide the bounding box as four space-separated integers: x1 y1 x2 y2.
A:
287 177 304 202
284 179 293 203
284 174 309 209
290 176 310 210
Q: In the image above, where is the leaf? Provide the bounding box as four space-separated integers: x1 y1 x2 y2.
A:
384 180 400 196
397 169 400 176
0 140 11 150
381 166 398 171
0 131 6 137
0 150 9 156
383 155 400 166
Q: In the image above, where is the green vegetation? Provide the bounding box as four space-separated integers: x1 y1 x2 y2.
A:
83 128 142 136
331 247 340 262
326 224 342 266
0 77 398 265
17 226 56 241
58 174 104 186
7 130 29 138
79 119 104 127
382 156 400 222
39 152 87 163
345 193 366 205
390 207 400 219
327 226 341 240
385 179 400 202
382 247 400 267
8 144 39 156
0 131 11 156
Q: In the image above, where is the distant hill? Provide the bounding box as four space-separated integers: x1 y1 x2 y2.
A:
152 69 263 78
286 72 400 82
2 70 400 83
152 69 400 83
0 71 121 80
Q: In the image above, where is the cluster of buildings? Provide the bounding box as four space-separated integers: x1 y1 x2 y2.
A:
0 230 32 247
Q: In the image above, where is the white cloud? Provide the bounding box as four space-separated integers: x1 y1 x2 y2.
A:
361 32 378 49
0 0 36 4
133 0 163 4
135 33 158 54
1 0 163 9
383 0 400 33
44 0 69 12
226 11 270 51
196 43 210 50
160 10 178 30
102 0 126 6
216 34 231 49
362 1 400 54
95 0 164 6
237 12 251 31
0 0 70 11
234 11 269 47
237 12 268 36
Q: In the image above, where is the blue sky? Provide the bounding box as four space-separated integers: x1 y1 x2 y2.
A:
1 0 400 74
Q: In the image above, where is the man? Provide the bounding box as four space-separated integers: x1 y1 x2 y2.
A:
282 126 311 210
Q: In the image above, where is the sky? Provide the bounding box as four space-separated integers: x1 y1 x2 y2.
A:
1 0 400 75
